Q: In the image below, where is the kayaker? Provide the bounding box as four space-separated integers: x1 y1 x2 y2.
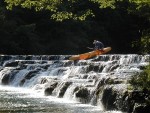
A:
93 40 104 50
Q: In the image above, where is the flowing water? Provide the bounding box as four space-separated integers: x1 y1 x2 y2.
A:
0 54 149 113
0 86 106 113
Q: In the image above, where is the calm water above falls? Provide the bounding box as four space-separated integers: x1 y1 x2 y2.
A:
0 54 149 113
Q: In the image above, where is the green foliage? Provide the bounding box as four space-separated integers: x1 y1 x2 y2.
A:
132 30 150 54
4 0 122 21
129 0 150 7
4 0 150 22
129 64 150 90
140 30 150 54
51 9 94 21
4 0 94 21
128 0 150 54
89 0 119 9
0 0 150 54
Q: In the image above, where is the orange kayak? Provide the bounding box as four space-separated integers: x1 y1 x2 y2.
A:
69 47 111 60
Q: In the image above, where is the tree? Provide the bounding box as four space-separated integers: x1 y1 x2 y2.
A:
4 0 123 21
129 0 150 53
2 0 150 54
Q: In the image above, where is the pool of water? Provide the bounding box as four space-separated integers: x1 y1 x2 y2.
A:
0 86 122 113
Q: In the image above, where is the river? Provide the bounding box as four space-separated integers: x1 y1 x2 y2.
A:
0 54 149 113
0 86 122 113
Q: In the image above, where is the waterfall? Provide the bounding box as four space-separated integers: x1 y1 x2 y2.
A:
0 54 149 112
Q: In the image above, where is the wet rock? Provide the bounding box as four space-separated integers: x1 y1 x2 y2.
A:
42 64 50 70
109 64 119 72
116 88 150 113
4 61 19 67
1 73 10 85
95 78 105 88
87 64 100 72
19 70 39 86
133 103 150 113
105 78 124 85
79 74 88 79
1 70 18 85
92 55 110 61
78 61 88 66
20 60 35 64
25 55 32 60
73 86 80 94
130 90 146 103
44 82 58 96
41 78 48 84
63 55 71 60
63 60 74 67
75 86 90 104
138 65 146 70
0 55 12 65
45 87 55 96
20 79 26 86
58 81 72 97
48 55 65 60
101 86 117 110
25 70 38 79
87 74 98 79
57 68 67 75
75 87 89 98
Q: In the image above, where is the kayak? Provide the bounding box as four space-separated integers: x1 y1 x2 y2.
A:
69 47 111 60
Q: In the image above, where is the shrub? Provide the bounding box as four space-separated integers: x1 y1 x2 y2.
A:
129 64 150 90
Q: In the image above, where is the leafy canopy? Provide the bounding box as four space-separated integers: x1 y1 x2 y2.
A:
4 0 150 21
4 0 123 21
4 0 150 53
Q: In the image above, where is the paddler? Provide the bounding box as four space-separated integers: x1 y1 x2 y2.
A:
93 40 104 51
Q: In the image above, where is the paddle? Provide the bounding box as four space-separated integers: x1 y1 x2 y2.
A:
87 47 105 52
87 47 93 50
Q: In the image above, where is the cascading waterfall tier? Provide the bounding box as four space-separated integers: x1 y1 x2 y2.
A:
0 54 149 112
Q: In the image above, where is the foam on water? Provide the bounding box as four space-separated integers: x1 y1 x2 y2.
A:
0 54 149 113
0 85 117 113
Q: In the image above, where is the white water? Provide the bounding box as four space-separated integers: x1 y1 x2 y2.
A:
0 86 123 113
0 54 149 113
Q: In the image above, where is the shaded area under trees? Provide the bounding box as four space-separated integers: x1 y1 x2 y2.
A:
0 0 150 55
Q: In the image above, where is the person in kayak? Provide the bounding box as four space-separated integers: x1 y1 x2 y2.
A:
93 40 104 51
